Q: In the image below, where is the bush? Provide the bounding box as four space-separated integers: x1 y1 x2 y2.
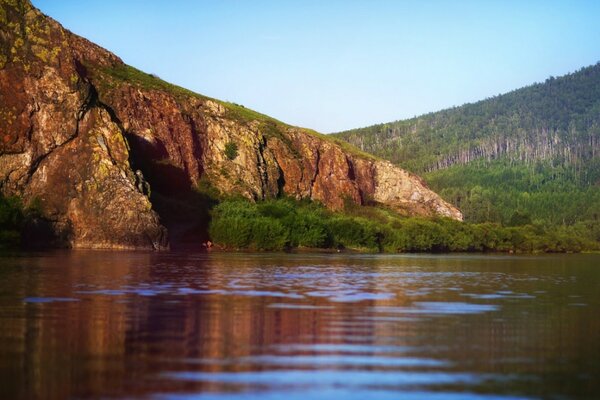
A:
258 199 295 219
212 199 258 219
208 200 257 248
0 195 23 228
326 216 381 251
209 216 253 248
251 217 288 251
224 142 239 160
206 197 597 253
0 194 24 249
380 224 410 252
286 210 328 248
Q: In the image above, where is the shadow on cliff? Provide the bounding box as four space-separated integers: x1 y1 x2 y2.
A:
21 215 70 249
124 133 214 251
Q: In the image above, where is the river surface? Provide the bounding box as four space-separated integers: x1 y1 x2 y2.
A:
0 252 599 399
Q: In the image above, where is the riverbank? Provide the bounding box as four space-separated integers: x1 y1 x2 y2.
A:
207 198 597 253
3 193 597 254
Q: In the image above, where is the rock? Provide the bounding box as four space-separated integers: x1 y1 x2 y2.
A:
372 160 463 219
0 0 461 250
0 0 167 249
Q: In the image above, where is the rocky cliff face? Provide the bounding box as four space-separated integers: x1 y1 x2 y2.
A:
0 0 461 249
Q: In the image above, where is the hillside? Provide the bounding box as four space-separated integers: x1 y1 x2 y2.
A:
0 0 460 250
335 63 600 227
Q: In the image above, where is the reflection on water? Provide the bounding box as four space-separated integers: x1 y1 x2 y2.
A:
0 252 599 399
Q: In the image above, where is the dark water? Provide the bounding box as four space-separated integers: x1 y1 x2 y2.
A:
0 252 599 399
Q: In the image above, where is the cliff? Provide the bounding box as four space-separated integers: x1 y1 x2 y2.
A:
0 0 461 250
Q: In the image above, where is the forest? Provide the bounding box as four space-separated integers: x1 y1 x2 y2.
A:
335 62 600 232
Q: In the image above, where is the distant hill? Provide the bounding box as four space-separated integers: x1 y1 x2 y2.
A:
334 63 600 227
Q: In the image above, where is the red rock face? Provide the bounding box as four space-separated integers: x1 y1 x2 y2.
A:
0 0 461 249
0 0 167 249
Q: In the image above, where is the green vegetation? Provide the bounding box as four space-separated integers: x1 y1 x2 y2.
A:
334 62 600 238
209 198 327 251
95 64 211 101
425 159 600 227
208 197 597 253
224 141 239 160
222 102 282 126
0 193 24 249
0 194 48 250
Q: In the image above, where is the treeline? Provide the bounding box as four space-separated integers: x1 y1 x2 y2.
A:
209 197 597 253
425 158 600 227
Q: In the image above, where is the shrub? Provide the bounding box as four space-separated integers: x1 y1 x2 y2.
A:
209 216 253 249
224 142 239 160
0 230 20 250
0 195 23 228
212 199 258 219
258 199 295 219
380 224 410 252
251 217 289 251
326 216 380 251
0 194 24 249
285 210 328 248
206 197 597 253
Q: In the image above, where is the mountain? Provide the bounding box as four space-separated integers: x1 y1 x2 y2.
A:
335 63 600 226
0 0 460 250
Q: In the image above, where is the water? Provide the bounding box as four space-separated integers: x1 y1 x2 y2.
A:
0 251 599 399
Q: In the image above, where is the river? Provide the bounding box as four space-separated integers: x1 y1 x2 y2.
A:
0 251 598 399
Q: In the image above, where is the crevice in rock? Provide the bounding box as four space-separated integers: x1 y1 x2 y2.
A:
256 135 269 200
276 162 285 197
346 156 356 180
185 113 204 178
308 147 321 198
26 103 38 141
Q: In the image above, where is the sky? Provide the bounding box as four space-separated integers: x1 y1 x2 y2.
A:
33 0 600 133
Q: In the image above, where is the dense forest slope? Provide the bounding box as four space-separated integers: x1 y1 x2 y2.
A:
335 63 600 227
0 0 459 250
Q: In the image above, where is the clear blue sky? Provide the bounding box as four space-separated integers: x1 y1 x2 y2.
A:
33 0 600 133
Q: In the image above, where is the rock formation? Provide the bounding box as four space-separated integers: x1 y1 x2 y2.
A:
0 0 461 249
